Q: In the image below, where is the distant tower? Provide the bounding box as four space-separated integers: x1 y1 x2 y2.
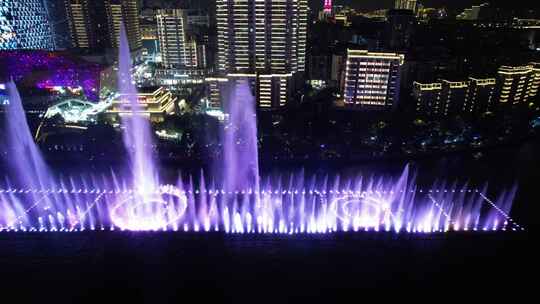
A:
324 0 332 14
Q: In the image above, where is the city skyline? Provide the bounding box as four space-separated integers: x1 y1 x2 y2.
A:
0 1 537 299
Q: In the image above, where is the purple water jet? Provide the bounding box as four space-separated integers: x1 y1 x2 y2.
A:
107 24 186 230
223 80 260 192
0 171 522 233
117 23 157 193
2 81 50 189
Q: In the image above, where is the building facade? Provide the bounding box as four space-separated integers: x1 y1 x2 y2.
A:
186 10 210 28
205 77 230 109
215 0 308 108
343 50 404 109
440 80 469 116
0 0 55 50
105 0 142 51
217 0 307 74
414 64 540 118
45 0 71 50
65 0 109 50
413 82 441 115
414 80 469 117
395 0 417 13
157 9 198 68
496 64 540 105
465 77 496 114
415 78 496 117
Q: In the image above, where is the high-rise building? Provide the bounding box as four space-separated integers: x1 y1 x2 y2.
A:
215 0 308 108
217 0 307 74
105 0 142 51
343 50 404 109
386 9 415 52
395 0 417 13
0 0 55 50
65 0 108 50
157 9 204 69
496 64 540 105
465 77 496 114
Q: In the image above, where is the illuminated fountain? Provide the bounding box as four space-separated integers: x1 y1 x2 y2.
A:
108 24 187 231
0 28 524 234
223 80 260 193
0 165 522 233
2 81 50 190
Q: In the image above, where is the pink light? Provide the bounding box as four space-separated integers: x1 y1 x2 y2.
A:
324 0 332 13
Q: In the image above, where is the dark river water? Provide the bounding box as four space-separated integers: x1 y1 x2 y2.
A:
0 232 531 302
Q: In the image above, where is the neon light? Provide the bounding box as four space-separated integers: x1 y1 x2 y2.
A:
324 0 332 13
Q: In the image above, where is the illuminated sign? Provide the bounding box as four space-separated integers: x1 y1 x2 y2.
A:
324 0 332 13
0 83 7 105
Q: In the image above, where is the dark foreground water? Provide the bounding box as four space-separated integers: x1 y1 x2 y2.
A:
0 139 537 301
0 232 532 302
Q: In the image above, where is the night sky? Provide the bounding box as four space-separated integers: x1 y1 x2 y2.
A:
142 1 538 11
315 0 538 10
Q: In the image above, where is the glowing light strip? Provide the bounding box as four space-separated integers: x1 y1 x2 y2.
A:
0 187 523 234
479 193 524 231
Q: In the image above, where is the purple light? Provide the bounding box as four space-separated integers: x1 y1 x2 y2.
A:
0 51 102 101
0 39 524 235
0 184 523 234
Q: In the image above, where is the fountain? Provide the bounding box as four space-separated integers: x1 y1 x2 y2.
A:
2 80 50 190
108 24 187 231
0 29 525 234
223 80 260 192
